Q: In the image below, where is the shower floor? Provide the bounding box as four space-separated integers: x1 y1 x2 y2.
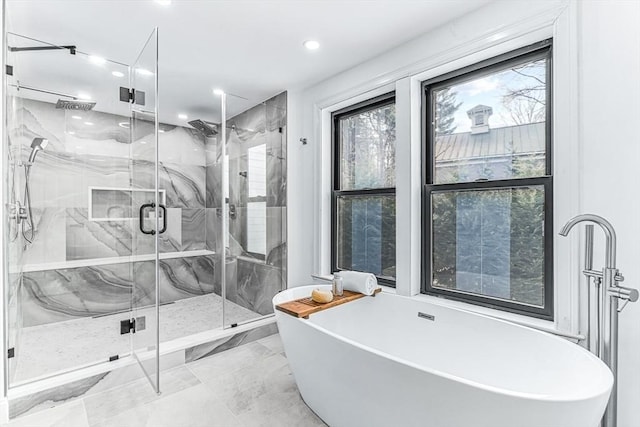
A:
11 293 259 384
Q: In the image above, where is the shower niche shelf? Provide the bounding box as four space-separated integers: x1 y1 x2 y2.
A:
88 186 166 221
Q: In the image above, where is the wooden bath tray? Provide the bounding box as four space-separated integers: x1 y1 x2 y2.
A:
276 288 381 319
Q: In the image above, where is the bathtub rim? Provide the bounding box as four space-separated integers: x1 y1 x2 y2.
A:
274 285 613 403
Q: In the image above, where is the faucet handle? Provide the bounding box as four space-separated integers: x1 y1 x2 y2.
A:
609 285 638 310
610 286 637 313
618 300 630 312
620 285 638 301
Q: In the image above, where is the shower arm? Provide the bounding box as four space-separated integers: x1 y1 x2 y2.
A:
10 81 79 100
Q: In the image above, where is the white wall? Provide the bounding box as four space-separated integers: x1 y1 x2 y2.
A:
578 1 640 425
287 0 640 426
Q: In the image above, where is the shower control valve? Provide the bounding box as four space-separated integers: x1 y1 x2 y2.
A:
608 285 639 313
18 206 28 222
8 202 27 224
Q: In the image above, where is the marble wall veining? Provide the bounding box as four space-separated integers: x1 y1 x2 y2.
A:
7 97 214 384
7 90 287 384
12 98 209 268
206 91 288 317
21 255 218 327
222 92 287 261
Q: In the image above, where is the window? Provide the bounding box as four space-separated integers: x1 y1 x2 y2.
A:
247 144 267 257
332 93 396 285
422 40 553 319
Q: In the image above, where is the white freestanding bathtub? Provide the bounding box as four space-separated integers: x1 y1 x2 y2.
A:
273 285 613 427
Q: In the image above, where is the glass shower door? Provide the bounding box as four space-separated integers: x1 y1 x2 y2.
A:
129 28 160 393
3 27 161 390
222 92 288 327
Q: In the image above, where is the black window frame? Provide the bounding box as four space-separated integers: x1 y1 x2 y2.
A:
331 92 396 287
421 39 554 319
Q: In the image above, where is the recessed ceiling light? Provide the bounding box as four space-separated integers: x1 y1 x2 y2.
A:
140 141 147 145
213 88 224 96
84 122 94 126
71 115 82 120
67 131 76 135
77 93 91 100
118 121 130 128
155 0 171 5
89 55 106 66
303 40 320 50
178 113 188 120
112 71 124 78
159 129 165 133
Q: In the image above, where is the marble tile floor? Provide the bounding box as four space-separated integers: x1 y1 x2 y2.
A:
3 334 328 427
12 293 260 384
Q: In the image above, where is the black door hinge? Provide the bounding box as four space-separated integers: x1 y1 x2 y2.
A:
230 323 238 328
109 355 119 362
119 87 146 106
120 87 134 103
6 65 13 76
7 348 14 359
120 318 136 335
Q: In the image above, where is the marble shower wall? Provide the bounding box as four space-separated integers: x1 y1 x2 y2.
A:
11 98 214 327
11 90 287 332
206 92 287 317
21 255 217 327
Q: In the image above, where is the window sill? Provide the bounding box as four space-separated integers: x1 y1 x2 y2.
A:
312 274 397 289
411 293 584 343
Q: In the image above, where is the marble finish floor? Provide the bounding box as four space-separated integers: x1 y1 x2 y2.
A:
12 293 260 384
3 334 327 427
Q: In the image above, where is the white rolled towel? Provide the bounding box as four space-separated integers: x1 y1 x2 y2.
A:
337 271 378 296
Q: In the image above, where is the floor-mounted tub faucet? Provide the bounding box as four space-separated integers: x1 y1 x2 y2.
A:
560 214 638 427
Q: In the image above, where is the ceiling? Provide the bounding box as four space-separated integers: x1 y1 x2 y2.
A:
6 0 490 126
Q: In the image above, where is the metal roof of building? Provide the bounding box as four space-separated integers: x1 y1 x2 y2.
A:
435 121 545 162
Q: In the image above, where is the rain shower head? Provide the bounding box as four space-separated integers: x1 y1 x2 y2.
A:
188 119 218 137
55 99 96 111
28 137 49 163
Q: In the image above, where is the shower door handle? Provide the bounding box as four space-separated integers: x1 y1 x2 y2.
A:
139 203 156 235
158 204 167 234
139 203 168 235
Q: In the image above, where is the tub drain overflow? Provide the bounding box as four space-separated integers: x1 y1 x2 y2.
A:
418 312 435 321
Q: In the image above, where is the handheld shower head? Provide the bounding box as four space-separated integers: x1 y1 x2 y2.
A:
28 137 49 164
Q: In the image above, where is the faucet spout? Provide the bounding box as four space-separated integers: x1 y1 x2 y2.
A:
559 214 616 268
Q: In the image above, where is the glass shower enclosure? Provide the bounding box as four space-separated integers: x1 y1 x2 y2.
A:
3 20 287 396
4 29 161 391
